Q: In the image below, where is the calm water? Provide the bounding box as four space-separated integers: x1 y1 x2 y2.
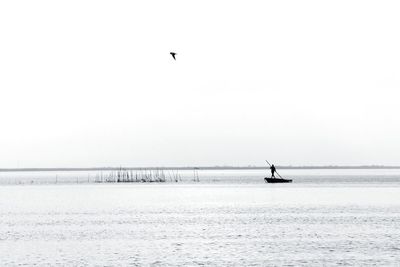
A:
0 170 399 266
2 168 400 184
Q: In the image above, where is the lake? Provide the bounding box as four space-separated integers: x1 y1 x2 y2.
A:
0 169 399 265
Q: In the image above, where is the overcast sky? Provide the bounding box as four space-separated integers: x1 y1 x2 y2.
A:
1 0 400 167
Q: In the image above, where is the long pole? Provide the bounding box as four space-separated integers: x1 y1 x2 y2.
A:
265 160 284 179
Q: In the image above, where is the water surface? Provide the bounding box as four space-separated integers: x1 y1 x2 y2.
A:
0 170 399 265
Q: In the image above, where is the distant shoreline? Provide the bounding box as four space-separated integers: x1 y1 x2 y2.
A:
1 166 400 172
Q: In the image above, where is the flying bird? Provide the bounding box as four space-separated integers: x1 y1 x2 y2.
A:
170 52 177 60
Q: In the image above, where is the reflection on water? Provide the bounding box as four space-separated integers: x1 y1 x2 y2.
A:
0 184 399 265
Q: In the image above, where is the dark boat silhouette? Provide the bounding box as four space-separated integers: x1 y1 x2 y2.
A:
264 177 292 183
264 160 292 183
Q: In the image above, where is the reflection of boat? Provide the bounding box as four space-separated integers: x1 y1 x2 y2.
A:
264 177 292 183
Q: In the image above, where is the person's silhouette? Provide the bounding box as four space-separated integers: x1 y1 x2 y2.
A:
270 164 276 178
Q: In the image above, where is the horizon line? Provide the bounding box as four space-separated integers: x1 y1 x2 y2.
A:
1 165 400 172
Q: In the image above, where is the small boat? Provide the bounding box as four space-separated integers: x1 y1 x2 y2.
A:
264 160 293 183
264 177 292 183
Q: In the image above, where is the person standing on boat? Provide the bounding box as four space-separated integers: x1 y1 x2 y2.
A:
270 164 276 178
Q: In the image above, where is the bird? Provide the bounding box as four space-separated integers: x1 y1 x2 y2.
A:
170 52 177 60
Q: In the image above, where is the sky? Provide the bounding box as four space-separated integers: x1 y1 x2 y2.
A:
0 0 400 167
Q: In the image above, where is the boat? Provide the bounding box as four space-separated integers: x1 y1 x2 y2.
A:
264 177 292 183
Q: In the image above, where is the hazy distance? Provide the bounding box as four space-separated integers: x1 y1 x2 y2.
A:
1 0 400 168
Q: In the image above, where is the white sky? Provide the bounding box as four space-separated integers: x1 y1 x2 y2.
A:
1 0 400 167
